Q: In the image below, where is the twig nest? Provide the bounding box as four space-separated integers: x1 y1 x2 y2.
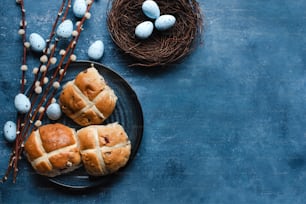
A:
3 121 17 142
107 0 203 67
56 19 73 38
14 93 31 113
29 33 46 52
88 40 104 60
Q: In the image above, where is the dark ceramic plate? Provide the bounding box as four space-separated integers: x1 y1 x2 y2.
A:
43 61 143 189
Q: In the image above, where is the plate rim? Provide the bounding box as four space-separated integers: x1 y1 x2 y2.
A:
46 60 144 189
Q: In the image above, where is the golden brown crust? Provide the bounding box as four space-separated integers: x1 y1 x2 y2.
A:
24 123 82 177
39 123 77 152
77 123 131 176
24 131 44 161
74 68 106 100
60 82 87 116
59 67 117 126
94 86 117 119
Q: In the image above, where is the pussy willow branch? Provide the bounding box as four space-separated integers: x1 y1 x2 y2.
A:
28 0 67 99
20 0 94 141
2 0 28 184
2 0 94 183
31 0 95 130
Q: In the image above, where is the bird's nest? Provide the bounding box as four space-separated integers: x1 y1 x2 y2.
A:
107 0 203 67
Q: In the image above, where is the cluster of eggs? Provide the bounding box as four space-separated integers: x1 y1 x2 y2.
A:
4 94 62 142
135 0 176 39
29 0 104 60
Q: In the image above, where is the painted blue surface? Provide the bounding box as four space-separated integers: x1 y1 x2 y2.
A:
1 0 306 203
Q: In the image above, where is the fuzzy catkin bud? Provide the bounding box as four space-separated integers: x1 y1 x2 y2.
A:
35 86 42 94
35 81 40 87
40 65 47 72
43 77 49 84
20 65 28 71
59 69 65 75
32 67 39 74
18 29 25 35
59 49 66 55
70 54 77 61
85 12 91 19
19 20 27 27
34 120 42 127
50 57 57 64
38 107 45 113
72 30 79 37
40 55 48 63
20 79 27 84
24 42 30 48
51 98 56 104
76 21 81 27
53 82 60 89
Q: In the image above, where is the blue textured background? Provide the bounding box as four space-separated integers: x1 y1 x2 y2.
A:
1 0 306 203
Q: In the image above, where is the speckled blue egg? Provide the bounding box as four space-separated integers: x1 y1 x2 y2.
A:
29 33 46 52
155 14 176 31
73 0 87 18
46 103 62 120
142 0 160 19
3 121 17 142
14 93 31 113
56 19 73 38
88 40 104 60
135 21 154 39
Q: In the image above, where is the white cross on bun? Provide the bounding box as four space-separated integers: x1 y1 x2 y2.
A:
77 122 131 176
24 123 82 177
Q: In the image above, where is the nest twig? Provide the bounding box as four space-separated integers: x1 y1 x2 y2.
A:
107 0 203 67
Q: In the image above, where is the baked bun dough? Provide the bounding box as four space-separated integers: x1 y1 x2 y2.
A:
59 67 117 126
77 123 131 176
24 123 81 177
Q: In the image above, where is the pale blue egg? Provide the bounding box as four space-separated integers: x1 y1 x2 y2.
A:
56 19 73 38
142 0 160 19
135 21 154 39
155 14 176 31
3 121 17 142
73 0 87 18
29 33 46 52
88 40 104 60
14 93 31 113
46 103 62 120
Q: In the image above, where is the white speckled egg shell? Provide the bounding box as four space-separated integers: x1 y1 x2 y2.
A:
155 14 176 31
88 40 104 60
56 19 73 38
142 0 160 19
73 0 87 18
14 93 31 113
46 103 62 120
3 121 16 142
135 21 154 39
29 33 46 52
